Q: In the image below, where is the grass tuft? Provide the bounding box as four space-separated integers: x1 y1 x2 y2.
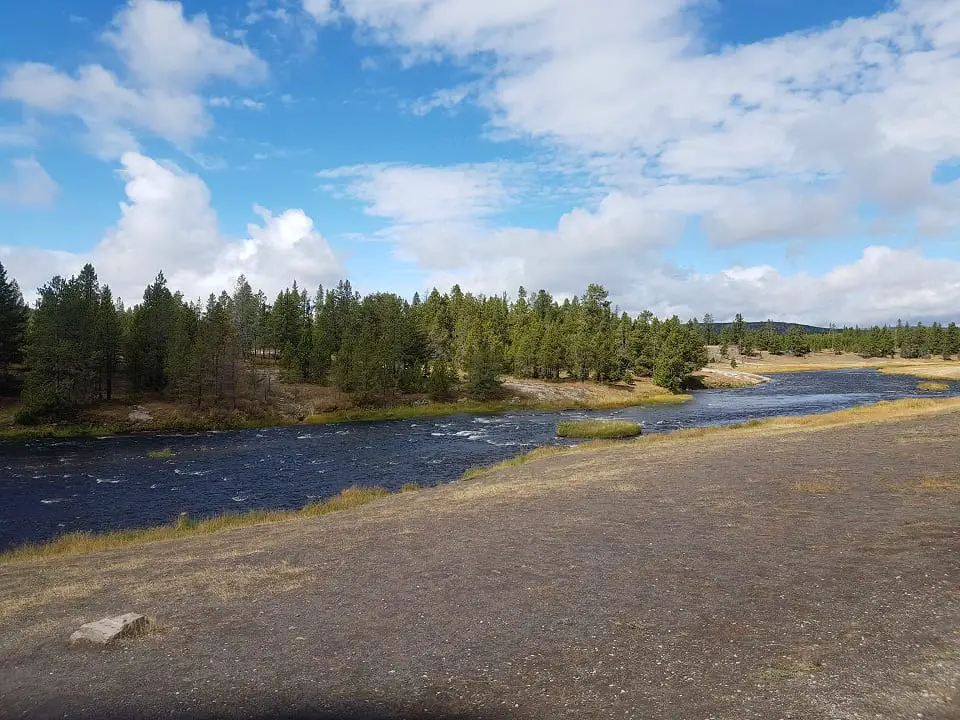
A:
556 419 641 439
400 482 420 493
147 447 176 459
918 381 950 392
889 476 960 493
0 486 389 564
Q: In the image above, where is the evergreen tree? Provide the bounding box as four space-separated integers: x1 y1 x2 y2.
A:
464 328 503 400
785 325 811 357
126 272 178 393
0 260 28 382
21 265 116 413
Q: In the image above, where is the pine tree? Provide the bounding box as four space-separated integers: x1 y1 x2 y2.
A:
126 272 178 393
785 326 811 357
464 325 502 400
0 260 28 382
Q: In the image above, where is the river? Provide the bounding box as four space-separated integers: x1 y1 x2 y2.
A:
1 369 956 550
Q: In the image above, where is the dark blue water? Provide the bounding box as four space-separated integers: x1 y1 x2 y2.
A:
1 370 956 549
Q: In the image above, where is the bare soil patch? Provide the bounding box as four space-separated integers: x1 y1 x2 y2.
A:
1 410 958 719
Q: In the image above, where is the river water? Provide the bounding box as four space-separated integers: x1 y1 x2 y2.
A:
1 369 956 550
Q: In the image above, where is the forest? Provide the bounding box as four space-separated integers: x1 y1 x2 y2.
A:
0 262 708 422
2 260 958 425
704 313 960 361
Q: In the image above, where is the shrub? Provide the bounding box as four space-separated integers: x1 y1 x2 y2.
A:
13 407 39 425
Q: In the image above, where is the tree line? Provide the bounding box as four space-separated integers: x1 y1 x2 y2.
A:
700 313 960 360
0 262 709 420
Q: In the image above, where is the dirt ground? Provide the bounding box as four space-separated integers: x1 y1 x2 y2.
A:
1 411 959 720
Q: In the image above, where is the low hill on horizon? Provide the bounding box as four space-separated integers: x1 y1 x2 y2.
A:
707 321 832 335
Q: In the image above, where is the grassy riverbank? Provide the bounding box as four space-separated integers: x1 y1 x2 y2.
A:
710 348 960 377
5 396 959 564
0 379 689 441
0 486 394 565
879 363 960 381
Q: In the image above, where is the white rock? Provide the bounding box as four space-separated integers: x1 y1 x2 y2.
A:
70 613 148 645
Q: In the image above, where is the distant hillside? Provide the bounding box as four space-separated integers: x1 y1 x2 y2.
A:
709 321 832 336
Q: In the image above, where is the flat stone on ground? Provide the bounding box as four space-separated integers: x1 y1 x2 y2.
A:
69 613 147 645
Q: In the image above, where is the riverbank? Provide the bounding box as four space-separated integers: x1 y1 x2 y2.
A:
5 395 958 563
709 348 960 378
0 376 688 441
2 397 958 719
879 363 960 381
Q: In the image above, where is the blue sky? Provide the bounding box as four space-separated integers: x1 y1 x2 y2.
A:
1 0 959 324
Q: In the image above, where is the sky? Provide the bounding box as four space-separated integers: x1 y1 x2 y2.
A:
1 0 959 325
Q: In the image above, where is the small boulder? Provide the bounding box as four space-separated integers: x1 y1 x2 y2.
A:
70 613 148 645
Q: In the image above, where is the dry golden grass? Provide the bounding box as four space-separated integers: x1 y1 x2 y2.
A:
556 419 642 439
0 486 390 564
0 582 104 622
889 476 960 493
711 350 887 374
918 381 950 392
880 364 960 381
713 349 960 377
460 444 600 481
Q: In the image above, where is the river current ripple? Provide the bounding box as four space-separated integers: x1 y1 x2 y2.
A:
1 369 956 549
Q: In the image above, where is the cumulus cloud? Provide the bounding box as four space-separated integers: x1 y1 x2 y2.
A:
317 160 960 324
1 152 342 305
335 0 960 248
0 0 266 157
300 0 960 323
0 158 59 207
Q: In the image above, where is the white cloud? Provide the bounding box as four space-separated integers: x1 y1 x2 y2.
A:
0 120 39 148
0 158 59 207
0 152 342 305
303 0 337 24
208 96 267 110
409 83 472 116
426 241 960 326
337 0 960 248
104 0 266 90
0 0 266 157
320 162 511 224
317 160 960 324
